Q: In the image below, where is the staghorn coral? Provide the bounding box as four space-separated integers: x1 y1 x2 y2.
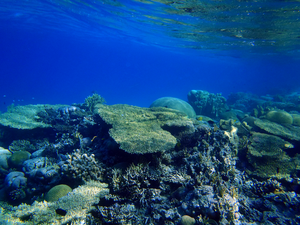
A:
60 149 104 182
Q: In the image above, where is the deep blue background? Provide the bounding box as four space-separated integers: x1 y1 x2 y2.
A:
1 26 299 112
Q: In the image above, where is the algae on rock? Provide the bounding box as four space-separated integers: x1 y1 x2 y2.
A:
0 104 66 129
94 104 195 154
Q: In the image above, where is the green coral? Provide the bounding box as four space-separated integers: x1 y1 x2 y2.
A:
8 151 31 168
84 93 105 112
45 184 72 202
94 104 194 154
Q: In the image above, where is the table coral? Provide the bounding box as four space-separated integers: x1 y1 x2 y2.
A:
94 104 194 154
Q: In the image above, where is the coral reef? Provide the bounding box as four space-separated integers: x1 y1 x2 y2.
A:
0 91 300 224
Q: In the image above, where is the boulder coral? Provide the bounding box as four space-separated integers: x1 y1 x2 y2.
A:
8 151 31 168
266 110 293 125
150 97 196 118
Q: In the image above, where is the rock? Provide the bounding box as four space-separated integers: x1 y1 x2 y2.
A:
31 149 45 158
4 171 27 201
150 97 196 118
94 104 194 154
4 171 27 190
45 184 72 202
22 157 46 173
0 147 12 170
180 215 195 225
8 151 31 168
266 110 293 125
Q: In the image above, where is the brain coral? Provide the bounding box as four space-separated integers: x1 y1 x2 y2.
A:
45 184 72 202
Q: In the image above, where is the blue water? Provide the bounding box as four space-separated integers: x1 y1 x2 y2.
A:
1 0 300 112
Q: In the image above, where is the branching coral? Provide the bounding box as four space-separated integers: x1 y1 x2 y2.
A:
84 93 106 112
60 149 104 182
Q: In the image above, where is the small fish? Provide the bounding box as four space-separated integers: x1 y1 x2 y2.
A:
56 208 67 216
284 143 294 148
